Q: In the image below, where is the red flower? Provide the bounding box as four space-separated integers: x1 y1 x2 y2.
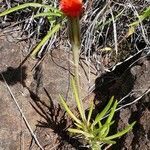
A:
60 0 83 17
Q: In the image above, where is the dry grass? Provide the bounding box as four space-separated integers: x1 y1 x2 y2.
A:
0 0 149 88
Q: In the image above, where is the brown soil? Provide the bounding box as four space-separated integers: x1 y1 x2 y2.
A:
0 27 95 150
0 25 150 150
0 2 150 150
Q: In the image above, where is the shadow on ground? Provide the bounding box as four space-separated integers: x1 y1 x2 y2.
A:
92 50 150 150
28 87 88 150
0 66 27 86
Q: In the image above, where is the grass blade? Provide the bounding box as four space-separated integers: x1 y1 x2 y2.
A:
31 24 61 58
92 96 114 126
87 100 94 126
33 12 62 18
0 3 61 17
68 128 94 138
103 122 136 140
74 123 83 129
99 121 114 137
100 140 116 145
105 100 118 125
59 95 82 125
71 78 86 122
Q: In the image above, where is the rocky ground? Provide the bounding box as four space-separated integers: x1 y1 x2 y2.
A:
0 0 150 150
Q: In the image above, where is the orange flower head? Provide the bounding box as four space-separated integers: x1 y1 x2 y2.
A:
60 0 83 17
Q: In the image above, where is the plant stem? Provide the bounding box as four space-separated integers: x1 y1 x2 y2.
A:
68 17 81 95
91 141 102 150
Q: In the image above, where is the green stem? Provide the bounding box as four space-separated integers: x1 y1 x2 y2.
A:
91 141 102 150
68 17 81 95
68 17 86 122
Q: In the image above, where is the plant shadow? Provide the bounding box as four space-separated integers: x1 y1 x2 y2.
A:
93 50 143 110
0 66 27 86
91 50 149 149
83 50 144 149
28 87 88 150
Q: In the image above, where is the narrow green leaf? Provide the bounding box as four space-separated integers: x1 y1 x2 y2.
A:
126 26 135 37
0 3 60 17
74 123 83 129
71 78 86 122
33 12 62 18
98 121 102 128
105 100 118 125
103 122 136 140
95 100 117 139
140 6 150 19
31 24 60 58
92 96 114 126
59 95 82 125
99 121 114 137
97 9 125 30
129 7 150 27
87 100 94 126
68 128 94 138
102 126 110 138
129 21 139 27
100 140 116 145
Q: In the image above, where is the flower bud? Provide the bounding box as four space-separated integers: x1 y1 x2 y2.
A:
60 0 83 17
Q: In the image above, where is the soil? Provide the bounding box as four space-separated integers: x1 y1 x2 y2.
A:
0 26 95 150
0 25 150 150
0 1 150 150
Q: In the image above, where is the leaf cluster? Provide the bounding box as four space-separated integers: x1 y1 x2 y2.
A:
60 78 136 150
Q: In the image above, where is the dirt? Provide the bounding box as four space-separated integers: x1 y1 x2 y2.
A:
0 27 95 150
0 25 149 150
0 1 150 150
93 51 150 150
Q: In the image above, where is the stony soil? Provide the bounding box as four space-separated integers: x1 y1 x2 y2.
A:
0 27 95 150
0 25 150 150
0 1 150 149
